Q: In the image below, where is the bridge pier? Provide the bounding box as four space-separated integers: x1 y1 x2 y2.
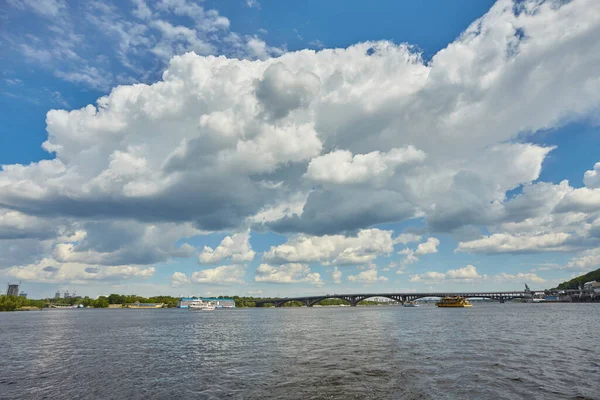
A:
254 291 528 308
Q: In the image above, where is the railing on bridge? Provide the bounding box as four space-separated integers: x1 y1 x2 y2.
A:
254 291 532 307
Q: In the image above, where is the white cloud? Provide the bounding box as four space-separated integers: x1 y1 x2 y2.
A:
8 0 66 17
397 237 439 266
199 231 255 264
2 0 600 288
2 0 599 238
564 248 600 271
255 263 323 286
393 233 422 245
170 271 190 288
494 272 545 284
398 248 419 266
49 221 199 266
409 265 546 285
0 209 58 240
6 0 282 91
190 264 246 284
409 271 447 284
263 229 396 265
457 232 573 254
584 162 600 188
309 39 324 49
304 146 426 185
5 258 155 284
245 0 260 9
331 266 342 284
410 265 482 284
347 265 388 284
415 237 440 255
445 265 481 280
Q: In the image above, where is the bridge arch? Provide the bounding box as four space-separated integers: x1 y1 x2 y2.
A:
277 299 309 307
405 294 528 303
307 296 354 307
353 295 405 304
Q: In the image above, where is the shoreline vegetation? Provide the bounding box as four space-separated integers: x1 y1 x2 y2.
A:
2 268 598 312
554 268 600 290
0 294 389 312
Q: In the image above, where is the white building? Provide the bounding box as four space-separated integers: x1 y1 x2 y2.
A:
583 281 600 293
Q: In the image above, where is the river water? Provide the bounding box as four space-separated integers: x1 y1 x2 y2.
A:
1 303 599 399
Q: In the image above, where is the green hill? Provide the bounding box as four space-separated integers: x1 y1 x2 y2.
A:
555 268 600 290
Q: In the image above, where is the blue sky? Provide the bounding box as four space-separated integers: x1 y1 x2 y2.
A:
1 0 600 298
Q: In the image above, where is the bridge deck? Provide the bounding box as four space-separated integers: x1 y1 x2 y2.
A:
254 291 532 307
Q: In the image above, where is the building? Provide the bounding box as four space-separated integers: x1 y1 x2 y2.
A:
64 291 71 299
583 281 600 293
19 291 27 298
178 297 235 308
54 291 61 299
6 283 19 297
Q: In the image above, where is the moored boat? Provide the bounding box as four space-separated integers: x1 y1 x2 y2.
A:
435 296 472 307
189 299 215 311
126 302 164 309
403 301 419 307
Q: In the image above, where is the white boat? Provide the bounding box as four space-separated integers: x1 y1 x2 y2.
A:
188 300 215 311
403 301 420 307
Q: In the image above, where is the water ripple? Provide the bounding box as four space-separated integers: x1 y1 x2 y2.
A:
0 304 599 399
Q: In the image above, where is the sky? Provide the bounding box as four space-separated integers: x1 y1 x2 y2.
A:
1 0 600 299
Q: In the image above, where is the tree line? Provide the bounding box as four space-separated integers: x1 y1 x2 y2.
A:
555 268 600 290
1 294 391 311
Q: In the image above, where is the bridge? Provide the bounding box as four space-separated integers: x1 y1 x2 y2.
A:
254 291 532 307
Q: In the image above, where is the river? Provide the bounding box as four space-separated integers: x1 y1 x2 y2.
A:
1 303 598 399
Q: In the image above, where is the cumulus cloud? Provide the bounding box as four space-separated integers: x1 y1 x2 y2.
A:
2 0 600 288
331 266 342 284
415 237 440 255
393 233 422 245
457 232 573 254
347 265 388 284
189 264 246 284
409 265 545 285
409 265 482 284
2 0 599 239
0 209 58 240
5 258 155 284
397 237 439 266
170 271 190 288
48 221 199 266
584 162 600 188
564 248 600 271
255 63 320 119
398 248 419 266
263 228 396 265
199 231 255 264
494 272 545 284
304 146 426 185
255 263 323 285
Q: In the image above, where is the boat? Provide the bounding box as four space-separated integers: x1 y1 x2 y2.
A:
188 299 215 311
126 302 164 309
403 301 420 307
435 296 472 307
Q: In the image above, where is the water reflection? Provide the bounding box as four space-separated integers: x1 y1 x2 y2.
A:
1 304 599 399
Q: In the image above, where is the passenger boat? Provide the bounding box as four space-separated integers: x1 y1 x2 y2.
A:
403 301 419 307
435 296 472 307
189 299 215 311
126 302 164 309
